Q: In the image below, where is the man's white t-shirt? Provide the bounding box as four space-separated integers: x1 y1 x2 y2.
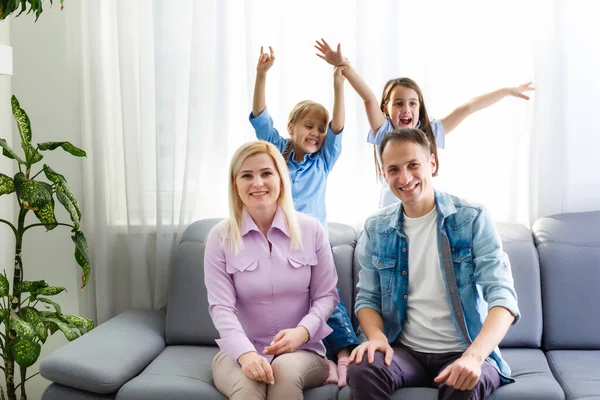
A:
399 206 467 353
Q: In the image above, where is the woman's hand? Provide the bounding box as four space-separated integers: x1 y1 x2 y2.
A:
263 326 309 356
238 351 275 384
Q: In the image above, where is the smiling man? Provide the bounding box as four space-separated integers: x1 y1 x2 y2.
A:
346 128 520 400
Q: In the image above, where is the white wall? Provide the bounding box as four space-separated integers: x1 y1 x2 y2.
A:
4 4 84 398
0 20 14 275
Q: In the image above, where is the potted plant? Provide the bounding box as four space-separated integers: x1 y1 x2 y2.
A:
0 93 92 400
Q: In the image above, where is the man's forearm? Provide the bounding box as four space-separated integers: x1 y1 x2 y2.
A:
357 307 388 342
463 306 515 363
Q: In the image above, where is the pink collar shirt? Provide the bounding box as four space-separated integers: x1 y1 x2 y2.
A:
204 207 339 363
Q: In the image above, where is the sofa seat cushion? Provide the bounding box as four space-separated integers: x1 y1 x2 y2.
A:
116 346 225 400
43 383 116 400
338 349 564 400
546 350 600 400
115 345 340 400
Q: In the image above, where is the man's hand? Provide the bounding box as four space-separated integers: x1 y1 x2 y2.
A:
263 326 309 356
348 339 394 366
238 351 275 384
434 353 482 391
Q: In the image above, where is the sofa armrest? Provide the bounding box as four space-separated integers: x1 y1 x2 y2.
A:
40 309 166 394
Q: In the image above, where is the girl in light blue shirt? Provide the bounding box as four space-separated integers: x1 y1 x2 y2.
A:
315 39 534 208
249 46 359 388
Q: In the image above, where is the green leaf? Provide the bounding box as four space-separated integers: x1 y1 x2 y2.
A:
14 173 53 210
34 196 58 230
11 339 41 368
36 297 62 314
15 280 48 294
0 173 15 195
21 307 48 344
0 138 25 164
0 309 9 321
11 95 32 144
0 273 9 296
43 165 82 218
40 317 80 341
24 143 43 165
10 316 36 341
72 230 90 288
38 142 87 157
56 190 79 228
63 315 94 332
34 286 66 296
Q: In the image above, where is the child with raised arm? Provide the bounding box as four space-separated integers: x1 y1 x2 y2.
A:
249 46 359 387
315 39 534 208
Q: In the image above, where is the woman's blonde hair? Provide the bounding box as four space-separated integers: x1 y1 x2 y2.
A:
282 100 329 162
221 140 302 254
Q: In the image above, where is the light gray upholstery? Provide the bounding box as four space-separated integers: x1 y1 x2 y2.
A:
116 346 225 400
43 384 116 400
546 350 600 400
497 222 543 348
533 211 600 350
40 309 166 394
165 219 221 345
42 212 600 400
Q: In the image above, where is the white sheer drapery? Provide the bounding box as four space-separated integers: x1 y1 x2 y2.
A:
68 0 600 320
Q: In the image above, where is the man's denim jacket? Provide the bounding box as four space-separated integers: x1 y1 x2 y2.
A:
355 190 520 380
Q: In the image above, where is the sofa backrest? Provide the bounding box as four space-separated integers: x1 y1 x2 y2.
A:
166 219 221 345
166 218 543 349
496 222 543 348
533 211 600 350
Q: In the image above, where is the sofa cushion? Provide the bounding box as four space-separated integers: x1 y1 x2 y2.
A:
329 222 359 329
43 384 116 400
533 211 600 350
116 346 225 400
546 350 600 400
497 222 543 348
337 349 564 400
166 219 221 345
116 345 339 399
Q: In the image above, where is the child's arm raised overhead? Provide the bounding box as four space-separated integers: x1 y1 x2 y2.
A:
330 66 345 135
441 82 534 135
316 39 385 134
252 46 275 117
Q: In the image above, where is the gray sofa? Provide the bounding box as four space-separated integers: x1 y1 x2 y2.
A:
40 211 600 400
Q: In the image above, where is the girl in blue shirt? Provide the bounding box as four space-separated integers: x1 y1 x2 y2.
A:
315 39 534 208
249 46 359 387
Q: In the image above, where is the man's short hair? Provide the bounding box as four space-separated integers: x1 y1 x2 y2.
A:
378 127 434 164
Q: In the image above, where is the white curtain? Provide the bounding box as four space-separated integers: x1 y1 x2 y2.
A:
68 0 600 321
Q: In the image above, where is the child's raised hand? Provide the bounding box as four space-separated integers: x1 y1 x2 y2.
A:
256 46 275 76
507 82 535 100
334 66 346 86
315 39 348 67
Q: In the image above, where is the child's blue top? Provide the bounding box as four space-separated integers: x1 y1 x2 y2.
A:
249 108 343 237
367 117 445 207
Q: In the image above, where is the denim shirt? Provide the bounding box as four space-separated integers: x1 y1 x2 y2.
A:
355 190 520 379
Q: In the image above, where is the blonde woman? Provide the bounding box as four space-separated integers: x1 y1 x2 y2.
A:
205 140 339 399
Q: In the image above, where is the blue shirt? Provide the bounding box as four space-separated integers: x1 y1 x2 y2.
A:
355 190 520 380
367 117 446 208
249 108 343 237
